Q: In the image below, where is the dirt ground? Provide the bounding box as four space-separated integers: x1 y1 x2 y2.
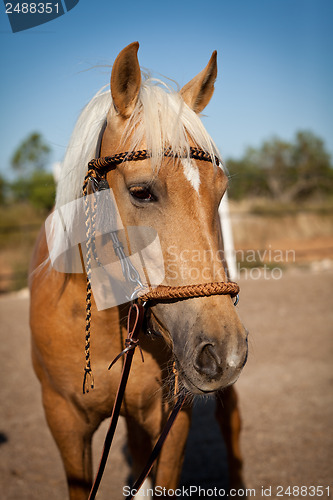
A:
0 266 332 499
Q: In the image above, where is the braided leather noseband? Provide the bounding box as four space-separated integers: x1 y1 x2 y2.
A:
82 147 240 500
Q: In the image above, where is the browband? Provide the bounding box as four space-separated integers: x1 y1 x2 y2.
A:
88 147 220 175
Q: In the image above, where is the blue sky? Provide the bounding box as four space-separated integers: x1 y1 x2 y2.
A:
0 0 332 178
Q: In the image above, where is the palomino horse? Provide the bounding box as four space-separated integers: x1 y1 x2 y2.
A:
30 42 248 499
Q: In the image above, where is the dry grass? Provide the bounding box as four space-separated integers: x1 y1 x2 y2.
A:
0 204 45 292
1 199 332 293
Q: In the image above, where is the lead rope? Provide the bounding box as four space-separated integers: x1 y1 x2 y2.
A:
82 165 113 393
82 167 97 394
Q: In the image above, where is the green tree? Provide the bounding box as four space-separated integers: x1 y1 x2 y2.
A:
11 132 51 173
289 131 333 199
227 151 270 200
0 175 7 204
227 131 333 202
10 171 55 211
9 132 55 212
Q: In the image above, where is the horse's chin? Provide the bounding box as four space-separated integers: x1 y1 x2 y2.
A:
181 375 217 395
178 363 241 396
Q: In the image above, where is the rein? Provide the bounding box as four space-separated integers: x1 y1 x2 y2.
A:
81 148 240 498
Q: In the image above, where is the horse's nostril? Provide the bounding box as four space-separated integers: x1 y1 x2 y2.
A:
194 343 223 380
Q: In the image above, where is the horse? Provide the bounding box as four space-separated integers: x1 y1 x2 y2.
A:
29 42 248 499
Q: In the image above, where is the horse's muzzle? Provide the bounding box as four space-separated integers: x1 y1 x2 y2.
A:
179 332 248 394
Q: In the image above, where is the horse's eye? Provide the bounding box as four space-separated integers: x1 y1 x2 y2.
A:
129 186 156 203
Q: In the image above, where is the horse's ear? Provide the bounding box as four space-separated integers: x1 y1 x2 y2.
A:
180 51 217 113
111 42 141 118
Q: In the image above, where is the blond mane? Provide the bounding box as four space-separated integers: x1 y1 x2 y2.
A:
48 76 222 267
56 76 221 209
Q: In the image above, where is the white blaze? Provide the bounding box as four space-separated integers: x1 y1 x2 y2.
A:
181 158 200 193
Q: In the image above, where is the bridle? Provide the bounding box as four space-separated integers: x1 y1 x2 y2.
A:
81 147 240 499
